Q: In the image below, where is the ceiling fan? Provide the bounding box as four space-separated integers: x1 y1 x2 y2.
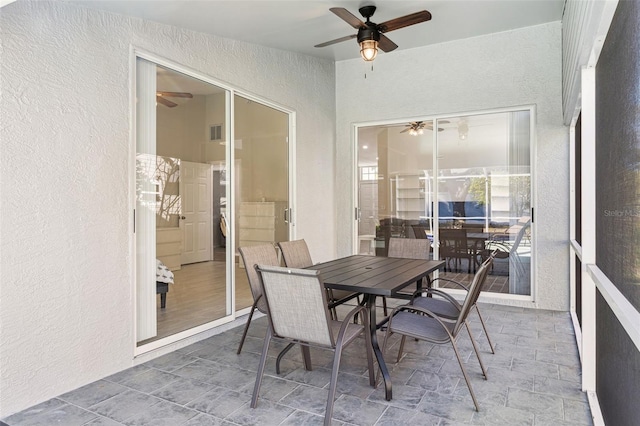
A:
315 5 432 61
401 120 450 135
156 91 193 108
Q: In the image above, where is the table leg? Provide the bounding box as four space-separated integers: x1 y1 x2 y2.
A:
366 294 392 401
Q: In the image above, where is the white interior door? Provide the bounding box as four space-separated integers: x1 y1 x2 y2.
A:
181 161 213 264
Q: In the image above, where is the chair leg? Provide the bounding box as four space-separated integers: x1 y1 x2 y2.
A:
397 335 407 363
376 319 394 387
464 320 488 379
237 304 257 354
382 296 388 317
450 337 481 411
325 347 344 426
251 327 272 408
474 305 495 354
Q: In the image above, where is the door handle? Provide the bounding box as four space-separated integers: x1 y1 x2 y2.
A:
180 216 186 220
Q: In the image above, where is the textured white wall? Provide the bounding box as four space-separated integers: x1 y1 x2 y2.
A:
0 0 335 416
335 23 569 311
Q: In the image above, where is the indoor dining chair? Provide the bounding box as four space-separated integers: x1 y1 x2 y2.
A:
381 259 492 411
278 239 360 319
252 265 375 426
381 237 432 315
236 244 280 354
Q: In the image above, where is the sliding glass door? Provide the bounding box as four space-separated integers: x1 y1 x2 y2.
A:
134 55 294 350
356 109 533 296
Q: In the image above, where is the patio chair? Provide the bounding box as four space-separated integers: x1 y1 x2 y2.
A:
381 237 432 316
278 239 360 319
236 244 280 354
411 253 496 353
251 265 375 426
381 259 491 411
482 216 531 281
439 228 478 273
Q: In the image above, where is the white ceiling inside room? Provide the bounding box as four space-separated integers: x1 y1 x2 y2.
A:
66 0 565 61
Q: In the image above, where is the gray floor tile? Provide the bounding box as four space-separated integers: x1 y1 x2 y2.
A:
151 377 216 405
181 413 236 426
506 388 564 419
58 380 129 408
279 410 330 425
416 390 475 423
278 385 330 416
119 368 181 393
470 404 534 426
121 399 199 425
5 304 592 426
3 403 97 426
186 388 249 418
90 390 162 423
224 400 295 426
331 394 388 426
143 351 199 372
2 398 67 425
375 406 442 426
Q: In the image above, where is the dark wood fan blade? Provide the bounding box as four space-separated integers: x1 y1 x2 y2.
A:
157 91 193 98
378 10 432 33
330 7 365 29
156 96 177 108
378 34 398 52
400 128 410 133
314 34 357 48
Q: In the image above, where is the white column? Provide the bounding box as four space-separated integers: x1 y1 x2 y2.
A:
580 66 596 392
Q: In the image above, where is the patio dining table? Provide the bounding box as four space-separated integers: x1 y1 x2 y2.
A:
306 255 444 401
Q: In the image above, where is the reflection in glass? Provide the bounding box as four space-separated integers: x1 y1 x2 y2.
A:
136 59 230 345
357 110 532 295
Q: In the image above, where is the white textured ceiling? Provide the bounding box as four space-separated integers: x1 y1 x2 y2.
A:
66 0 565 61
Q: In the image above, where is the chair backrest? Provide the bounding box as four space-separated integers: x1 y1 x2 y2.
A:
439 228 467 251
388 237 430 260
411 225 428 239
452 259 492 335
256 265 334 347
509 217 531 252
238 244 280 313
278 239 313 268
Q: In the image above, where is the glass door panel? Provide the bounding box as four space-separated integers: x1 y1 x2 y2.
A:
233 95 289 311
355 110 532 296
436 112 531 295
136 58 230 346
357 122 435 257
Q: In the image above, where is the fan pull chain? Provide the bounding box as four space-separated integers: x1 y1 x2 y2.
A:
364 64 374 79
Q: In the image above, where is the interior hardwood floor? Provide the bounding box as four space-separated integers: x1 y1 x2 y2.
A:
138 260 253 346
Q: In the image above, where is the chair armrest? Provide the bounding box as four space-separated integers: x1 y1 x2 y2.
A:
334 305 369 347
430 277 470 292
410 288 462 311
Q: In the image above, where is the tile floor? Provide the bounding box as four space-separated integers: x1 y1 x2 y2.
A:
2 303 592 425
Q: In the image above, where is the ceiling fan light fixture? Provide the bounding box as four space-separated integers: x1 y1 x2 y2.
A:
360 39 378 61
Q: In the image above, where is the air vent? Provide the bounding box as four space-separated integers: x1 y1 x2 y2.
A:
210 124 223 141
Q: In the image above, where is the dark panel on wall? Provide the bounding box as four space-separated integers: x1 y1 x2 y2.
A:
575 113 582 246
595 0 640 310
596 291 640 425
